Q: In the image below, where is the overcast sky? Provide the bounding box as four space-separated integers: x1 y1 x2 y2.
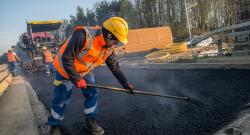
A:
0 0 105 55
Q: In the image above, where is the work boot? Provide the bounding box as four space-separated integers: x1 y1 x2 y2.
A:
50 125 61 135
85 118 104 135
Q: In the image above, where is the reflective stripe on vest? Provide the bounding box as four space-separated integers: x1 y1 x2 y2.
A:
54 26 114 79
56 48 90 78
57 51 67 75
55 27 93 78
76 27 95 66
7 52 16 62
43 50 53 63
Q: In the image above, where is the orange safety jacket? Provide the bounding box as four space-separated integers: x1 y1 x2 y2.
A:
53 26 114 79
43 50 53 63
7 52 16 62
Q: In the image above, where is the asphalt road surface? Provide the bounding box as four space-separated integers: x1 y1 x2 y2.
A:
26 66 250 135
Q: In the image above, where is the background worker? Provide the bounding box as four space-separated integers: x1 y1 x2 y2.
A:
41 47 54 76
6 48 21 73
48 16 134 135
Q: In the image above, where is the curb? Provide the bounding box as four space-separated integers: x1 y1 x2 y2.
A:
24 79 52 135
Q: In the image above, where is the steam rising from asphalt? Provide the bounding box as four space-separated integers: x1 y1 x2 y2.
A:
141 69 208 108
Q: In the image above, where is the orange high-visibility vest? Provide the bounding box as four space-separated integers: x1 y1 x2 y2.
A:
43 50 53 63
7 52 16 62
53 26 114 79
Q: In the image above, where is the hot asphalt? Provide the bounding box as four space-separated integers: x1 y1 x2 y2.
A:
26 66 250 135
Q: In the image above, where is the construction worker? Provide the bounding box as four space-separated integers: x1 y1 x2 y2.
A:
42 47 54 76
48 16 134 135
6 48 21 72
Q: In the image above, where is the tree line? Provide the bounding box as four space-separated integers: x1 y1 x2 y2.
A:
64 0 239 41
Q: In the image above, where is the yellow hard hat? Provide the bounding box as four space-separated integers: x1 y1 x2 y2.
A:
103 17 128 44
42 47 47 50
8 48 13 51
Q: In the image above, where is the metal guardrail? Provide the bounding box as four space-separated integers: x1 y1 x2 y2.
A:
232 41 250 46
190 21 250 46
197 50 250 57
226 30 250 37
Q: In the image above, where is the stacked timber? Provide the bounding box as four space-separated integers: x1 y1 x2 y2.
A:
0 64 13 97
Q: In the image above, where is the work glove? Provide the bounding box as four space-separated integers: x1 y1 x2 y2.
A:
76 79 87 89
124 83 135 94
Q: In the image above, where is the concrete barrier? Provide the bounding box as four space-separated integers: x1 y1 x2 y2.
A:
0 64 12 97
